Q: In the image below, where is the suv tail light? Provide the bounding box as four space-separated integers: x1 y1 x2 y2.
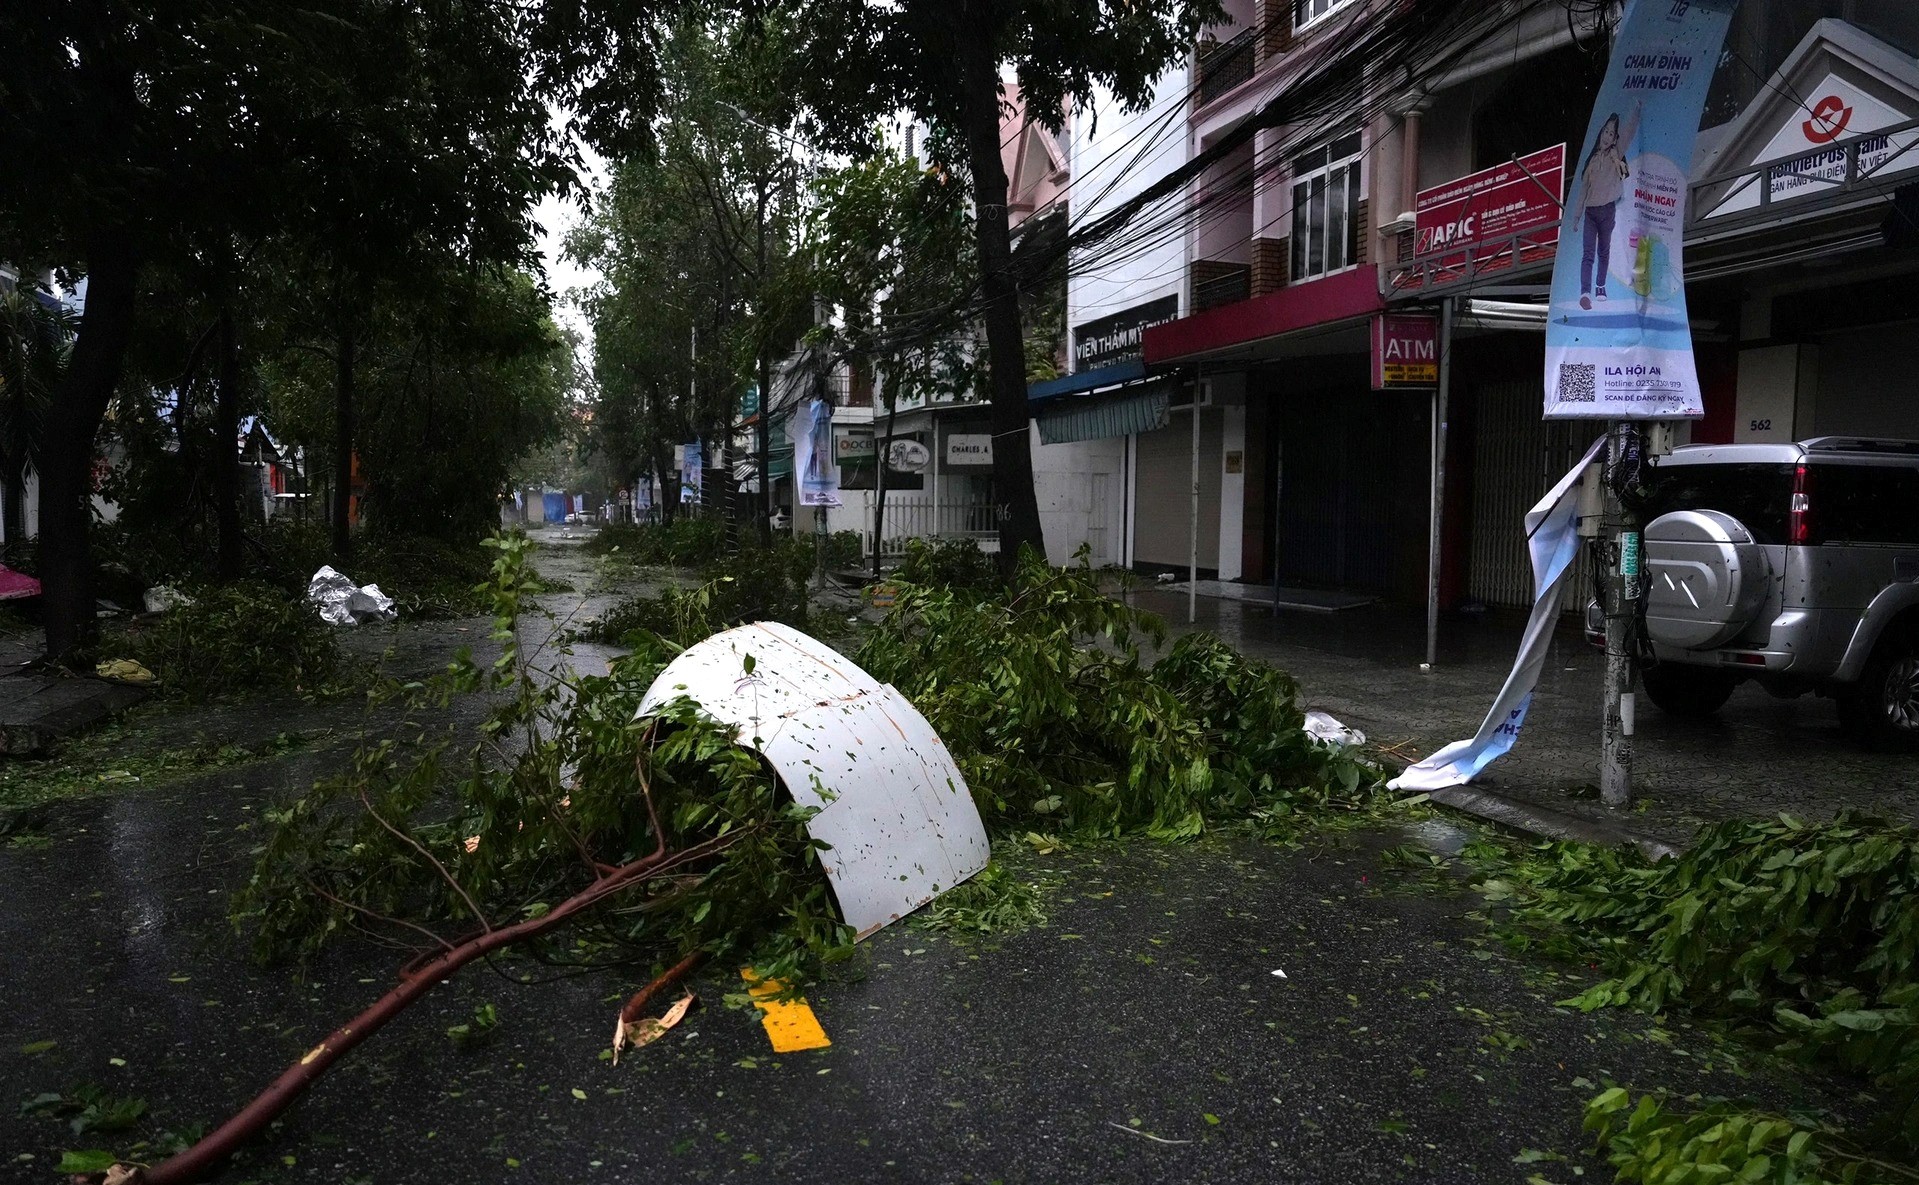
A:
1789 462 1813 544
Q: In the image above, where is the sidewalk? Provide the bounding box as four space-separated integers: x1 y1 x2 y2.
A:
1129 587 1918 846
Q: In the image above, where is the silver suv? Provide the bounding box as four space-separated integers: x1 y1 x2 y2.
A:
1612 437 1919 749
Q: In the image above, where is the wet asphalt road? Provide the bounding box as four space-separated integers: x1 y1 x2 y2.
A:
0 539 1855 1183
0 800 1845 1184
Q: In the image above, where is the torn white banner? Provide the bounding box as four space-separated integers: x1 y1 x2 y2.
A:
1389 436 1604 792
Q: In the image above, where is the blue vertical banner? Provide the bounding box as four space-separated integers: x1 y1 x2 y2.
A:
1544 0 1738 420
683 440 702 504
790 397 841 508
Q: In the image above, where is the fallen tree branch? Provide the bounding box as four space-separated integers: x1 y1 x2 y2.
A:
113 824 751 1185
612 950 706 1063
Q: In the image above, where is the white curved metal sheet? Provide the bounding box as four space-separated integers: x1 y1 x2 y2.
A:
636 621 989 939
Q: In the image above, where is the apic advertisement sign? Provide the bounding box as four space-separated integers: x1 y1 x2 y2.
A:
1072 295 1180 371
789 398 842 507
1370 313 1439 389
1398 144 1565 291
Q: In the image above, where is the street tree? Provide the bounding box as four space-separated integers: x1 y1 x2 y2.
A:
0 0 666 662
570 12 813 532
801 147 978 573
782 0 1221 564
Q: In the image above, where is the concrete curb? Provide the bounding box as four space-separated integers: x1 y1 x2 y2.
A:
1427 785 1684 862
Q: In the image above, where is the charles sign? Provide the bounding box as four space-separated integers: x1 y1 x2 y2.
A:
944 433 993 466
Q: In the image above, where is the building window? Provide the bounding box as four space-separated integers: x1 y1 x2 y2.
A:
1290 132 1362 282
1294 0 1354 30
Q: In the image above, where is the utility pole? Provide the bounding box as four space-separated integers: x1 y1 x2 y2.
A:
1188 364 1202 626
1424 298 1454 670
1600 420 1642 807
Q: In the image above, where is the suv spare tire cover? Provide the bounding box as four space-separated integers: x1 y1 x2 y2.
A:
1643 509 1773 650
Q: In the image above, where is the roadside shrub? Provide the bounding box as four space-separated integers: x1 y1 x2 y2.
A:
584 536 816 646
582 518 727 567
894 536 1001 592
857 550 1375 838
120 580 340 701
824 530 864 572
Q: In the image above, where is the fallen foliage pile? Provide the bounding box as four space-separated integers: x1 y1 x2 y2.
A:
583 518 728 567
116 580 342 701
857 550 1377 839
1492 812 1919 1178
584 536 817 643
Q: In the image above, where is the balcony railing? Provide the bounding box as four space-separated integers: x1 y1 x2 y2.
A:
1193 263 1251 312
1197 28 1255 106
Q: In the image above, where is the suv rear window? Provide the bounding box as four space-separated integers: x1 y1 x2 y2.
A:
1642 462 1793 544
1807 463 1919 546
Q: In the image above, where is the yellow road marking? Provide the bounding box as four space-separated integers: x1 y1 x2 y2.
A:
741 969 831 1053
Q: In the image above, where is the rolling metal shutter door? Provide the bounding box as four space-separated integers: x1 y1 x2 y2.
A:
1133 411 1221 569
1273 392 1410 593
1467 378 1598 608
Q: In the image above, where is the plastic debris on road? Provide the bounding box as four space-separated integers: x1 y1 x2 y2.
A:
306 566 398 626
142 585 192 614
0 564 41 601
636 620 990 940
1302 710 1365 748
94 659 157 686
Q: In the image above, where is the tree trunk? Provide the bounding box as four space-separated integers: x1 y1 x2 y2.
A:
214 309 244 581
331 322 355 560
2 465 24 553
757 349 772 544
957 42 1046 570
872 392 898 582
654 446 679 525
38 232 139 664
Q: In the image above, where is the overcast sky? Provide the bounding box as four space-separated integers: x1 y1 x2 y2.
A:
535 116 608 359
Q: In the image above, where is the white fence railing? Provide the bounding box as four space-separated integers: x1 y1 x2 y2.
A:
852 495 1001 558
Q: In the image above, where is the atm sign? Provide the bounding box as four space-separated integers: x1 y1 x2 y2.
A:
1371 313 1439 389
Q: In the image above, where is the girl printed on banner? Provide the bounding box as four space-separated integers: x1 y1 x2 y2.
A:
1573 100 1640 311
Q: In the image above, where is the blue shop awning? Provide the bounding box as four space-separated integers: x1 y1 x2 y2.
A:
1026 359 1146 403
1036 384 1170 445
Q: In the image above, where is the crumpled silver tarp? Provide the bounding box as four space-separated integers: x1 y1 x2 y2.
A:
307 565 398 626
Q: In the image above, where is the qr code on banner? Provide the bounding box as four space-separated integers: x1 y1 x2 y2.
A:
1557 362 1597 402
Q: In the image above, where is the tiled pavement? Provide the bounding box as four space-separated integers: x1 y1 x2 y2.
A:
1129 587 1917 846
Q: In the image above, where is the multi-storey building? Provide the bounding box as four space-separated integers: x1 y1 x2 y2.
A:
1034 0 1919 618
